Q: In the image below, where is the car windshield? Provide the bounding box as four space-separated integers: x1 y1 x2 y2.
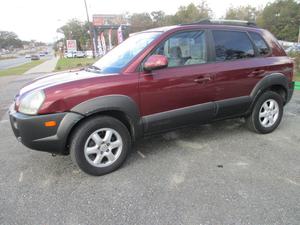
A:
92 32 161 73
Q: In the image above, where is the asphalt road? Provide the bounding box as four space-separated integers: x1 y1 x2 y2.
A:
0 74 299 225
0 57 31 70
0 51 54 70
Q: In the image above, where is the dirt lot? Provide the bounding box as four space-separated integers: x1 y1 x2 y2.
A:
0 74 299 225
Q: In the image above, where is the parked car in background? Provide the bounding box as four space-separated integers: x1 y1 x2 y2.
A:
66 51 77 58
25 54 31 58
39 52 45 57
75 51 86 58
30 54 40 60
9 20 294 176
66 51 74 58
85 50 98 58
285 45 300 54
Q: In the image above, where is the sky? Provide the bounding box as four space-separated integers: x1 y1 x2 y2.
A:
0 0 273 43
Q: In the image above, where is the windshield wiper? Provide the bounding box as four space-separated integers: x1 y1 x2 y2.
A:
85 65 102 73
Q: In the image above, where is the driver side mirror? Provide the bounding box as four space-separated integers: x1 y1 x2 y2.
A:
144 55 168 71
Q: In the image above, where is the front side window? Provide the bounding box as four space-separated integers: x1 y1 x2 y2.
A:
212 30 255 62
151 31 207 67
93 32 161 73
249 32 270 56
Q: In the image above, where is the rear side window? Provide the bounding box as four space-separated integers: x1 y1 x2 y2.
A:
212 30 255 61
249 32 270 56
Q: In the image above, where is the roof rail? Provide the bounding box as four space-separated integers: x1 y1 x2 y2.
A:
181 19 257 27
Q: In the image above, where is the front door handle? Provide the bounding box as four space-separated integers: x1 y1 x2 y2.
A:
194 77 211 83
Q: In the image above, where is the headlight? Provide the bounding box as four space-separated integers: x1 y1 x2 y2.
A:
18 90 45 115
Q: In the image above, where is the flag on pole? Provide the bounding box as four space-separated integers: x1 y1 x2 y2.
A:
117 25 123 44
101 32 107 54
98 33 103 55
108 29 113 50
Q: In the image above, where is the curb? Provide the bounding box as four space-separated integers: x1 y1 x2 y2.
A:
295 81 300 90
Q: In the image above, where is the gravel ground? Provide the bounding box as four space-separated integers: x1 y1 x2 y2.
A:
0 74 299 225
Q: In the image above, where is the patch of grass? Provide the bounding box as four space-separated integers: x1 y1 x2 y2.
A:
55 58 98 71
0 60 45 76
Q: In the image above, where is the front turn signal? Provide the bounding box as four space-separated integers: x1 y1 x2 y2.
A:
44 121 57 127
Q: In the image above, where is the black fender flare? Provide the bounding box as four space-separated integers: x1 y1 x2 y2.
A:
71 95 143 139
248 73 288 112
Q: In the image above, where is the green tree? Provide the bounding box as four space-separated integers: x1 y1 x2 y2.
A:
57 19 90 50
257 0 300 42
225 5 261 21
129 13 154 32
151 11 167 26
0 31 23 49
172 1 212 24
128 2 212 32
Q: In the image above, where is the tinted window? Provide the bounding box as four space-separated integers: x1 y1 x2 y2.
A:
152 31 207 67
212 30 255 61
249 32 270 56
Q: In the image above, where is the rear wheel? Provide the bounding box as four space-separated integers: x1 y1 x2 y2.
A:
246 91 283 134
70 116 131 176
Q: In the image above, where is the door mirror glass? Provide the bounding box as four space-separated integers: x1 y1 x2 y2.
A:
144 55 168 71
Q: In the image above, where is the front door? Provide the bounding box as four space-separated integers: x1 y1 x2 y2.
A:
139 30 216 134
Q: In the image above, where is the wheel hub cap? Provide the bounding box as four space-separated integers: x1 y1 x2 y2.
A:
259 99 279 128
84 128 123 168
99 144 108 152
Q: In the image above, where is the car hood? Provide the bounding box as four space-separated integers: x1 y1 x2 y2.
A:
19 70 117 96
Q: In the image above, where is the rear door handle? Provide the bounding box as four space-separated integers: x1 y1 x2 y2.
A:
194 77 211 83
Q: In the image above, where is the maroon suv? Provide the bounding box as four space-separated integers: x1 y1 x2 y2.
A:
9 20 294 175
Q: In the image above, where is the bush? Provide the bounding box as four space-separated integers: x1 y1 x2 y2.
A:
288 52 300 71
288 52 300 81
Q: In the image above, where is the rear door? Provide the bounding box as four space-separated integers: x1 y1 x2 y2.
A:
139 30 216 134
209 29 267 118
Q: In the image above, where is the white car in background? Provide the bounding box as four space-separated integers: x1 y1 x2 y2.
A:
65 51 85 58
75 51 85 58
25 54 31 58
85 50 101 58
285 45 300 54
66 51 76 58
85 50 94 58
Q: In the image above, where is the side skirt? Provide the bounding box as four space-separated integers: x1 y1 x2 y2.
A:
142 102 215 135
141 96 252 135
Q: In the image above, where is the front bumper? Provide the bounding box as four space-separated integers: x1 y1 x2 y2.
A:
9 108 83 154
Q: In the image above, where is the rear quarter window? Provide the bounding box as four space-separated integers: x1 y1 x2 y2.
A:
249 32 270 56
212 30 255 62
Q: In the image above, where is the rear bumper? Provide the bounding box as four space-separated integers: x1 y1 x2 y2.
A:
9 109 83 154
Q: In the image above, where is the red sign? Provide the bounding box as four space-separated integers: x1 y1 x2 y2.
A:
66 40 77 52
93 17 105 26
92 14 122 26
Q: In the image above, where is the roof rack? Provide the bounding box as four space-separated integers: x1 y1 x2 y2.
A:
181 19 257 27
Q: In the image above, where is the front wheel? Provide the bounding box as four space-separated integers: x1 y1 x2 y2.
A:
246 91 284 134
70 116 131 176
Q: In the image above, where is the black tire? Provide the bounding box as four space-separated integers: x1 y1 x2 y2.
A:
70 116 131 176
246 91 284 134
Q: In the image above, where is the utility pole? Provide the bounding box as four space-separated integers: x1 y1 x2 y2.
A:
298 25 300 43
84 0 95 58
